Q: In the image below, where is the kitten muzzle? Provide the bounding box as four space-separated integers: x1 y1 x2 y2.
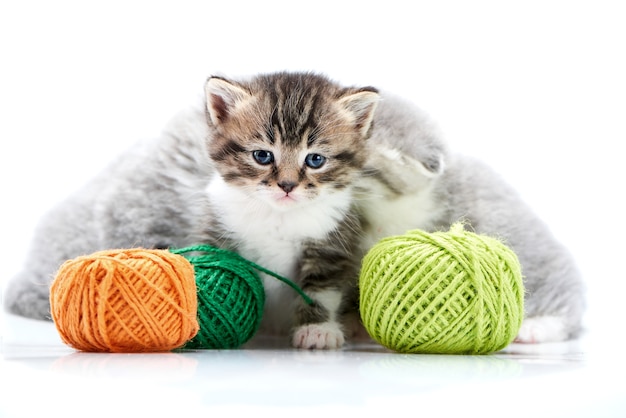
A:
278 181 297 194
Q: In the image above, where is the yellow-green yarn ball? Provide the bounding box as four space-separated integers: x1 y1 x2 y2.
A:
359 223 524 354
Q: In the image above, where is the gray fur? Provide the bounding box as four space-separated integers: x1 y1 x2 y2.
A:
4 72 585 346
359 92 585 342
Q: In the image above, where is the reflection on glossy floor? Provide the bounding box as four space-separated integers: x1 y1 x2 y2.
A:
1 314 624 417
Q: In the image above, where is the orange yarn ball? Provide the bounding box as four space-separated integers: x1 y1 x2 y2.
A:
50 249 199 353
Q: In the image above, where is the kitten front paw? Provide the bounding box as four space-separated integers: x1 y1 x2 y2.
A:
292 322 345 349
514 316 568 343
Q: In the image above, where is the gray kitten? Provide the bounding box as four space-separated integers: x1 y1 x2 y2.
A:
3 72 585 348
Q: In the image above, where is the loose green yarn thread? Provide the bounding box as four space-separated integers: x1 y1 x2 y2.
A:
359 223 524 354
171 245 312 349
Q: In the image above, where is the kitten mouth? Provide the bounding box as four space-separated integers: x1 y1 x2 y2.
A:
273 193 300 207
278 194 298 203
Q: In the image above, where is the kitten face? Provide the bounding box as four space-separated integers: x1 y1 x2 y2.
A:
205 72 379 210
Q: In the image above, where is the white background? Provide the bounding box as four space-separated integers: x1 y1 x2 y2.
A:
1 0 624 340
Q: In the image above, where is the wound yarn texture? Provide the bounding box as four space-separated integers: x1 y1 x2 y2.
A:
171 245 265 349
359 224 524 354
50 249 199 353
171 245 313 349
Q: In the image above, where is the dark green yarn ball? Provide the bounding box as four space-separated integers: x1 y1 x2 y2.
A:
171 246 265 349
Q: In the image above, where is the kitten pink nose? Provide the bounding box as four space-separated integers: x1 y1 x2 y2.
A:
278 181 297 194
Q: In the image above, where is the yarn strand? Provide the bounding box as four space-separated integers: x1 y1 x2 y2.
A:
170 245 314 305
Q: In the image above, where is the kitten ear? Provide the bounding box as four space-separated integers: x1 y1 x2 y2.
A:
205 77 252 126
337 88 380 137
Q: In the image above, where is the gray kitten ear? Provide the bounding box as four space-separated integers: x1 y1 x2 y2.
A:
205 77 252 126
337 88 380 137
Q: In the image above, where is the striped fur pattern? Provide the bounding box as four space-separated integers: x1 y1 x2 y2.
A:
206 73 376 195
4 71 585 348
200 72 379 348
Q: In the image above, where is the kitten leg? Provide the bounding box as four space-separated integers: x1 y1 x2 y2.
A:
292 289 346 349
514 316 570 343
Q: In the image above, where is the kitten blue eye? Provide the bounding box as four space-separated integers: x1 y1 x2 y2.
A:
252 150 274 165
305 153 326 169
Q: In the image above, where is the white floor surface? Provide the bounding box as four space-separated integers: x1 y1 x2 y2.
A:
1 313 624 417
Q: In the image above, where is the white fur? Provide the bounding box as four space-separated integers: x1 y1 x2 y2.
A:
207 176 352 272
515 316 569 343
357 148 445 250
291 289 349 348
310 289 343 322
360 182 443 251
377 146 440 178
292 322 345 349
206 175 354 336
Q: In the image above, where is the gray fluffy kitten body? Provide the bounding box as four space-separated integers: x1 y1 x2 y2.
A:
4 72 585 348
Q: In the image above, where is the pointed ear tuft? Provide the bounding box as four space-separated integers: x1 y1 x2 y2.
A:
337 88 380 136
205 77 252 126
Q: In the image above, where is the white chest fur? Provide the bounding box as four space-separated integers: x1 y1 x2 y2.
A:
207 177 351 270
206 176 353 334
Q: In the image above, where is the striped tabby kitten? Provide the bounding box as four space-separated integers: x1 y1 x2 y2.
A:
200 73 380 347
4 72 585 348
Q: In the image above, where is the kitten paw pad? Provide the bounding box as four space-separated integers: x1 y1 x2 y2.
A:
292 323 345 349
